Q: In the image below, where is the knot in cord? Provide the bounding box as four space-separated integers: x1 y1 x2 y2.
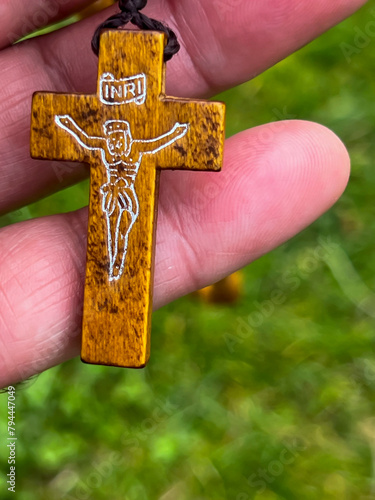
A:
92 0 180 62
119 0 147 13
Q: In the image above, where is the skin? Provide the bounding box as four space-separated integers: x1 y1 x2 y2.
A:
0 0 368 386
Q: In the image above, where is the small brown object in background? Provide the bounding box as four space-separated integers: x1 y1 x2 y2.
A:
78 0 115 20
30 30 225 369
195 272 244 305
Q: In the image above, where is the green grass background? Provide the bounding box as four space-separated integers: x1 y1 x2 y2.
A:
1 3 375 499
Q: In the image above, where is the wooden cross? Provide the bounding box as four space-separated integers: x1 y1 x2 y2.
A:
30 30 225 368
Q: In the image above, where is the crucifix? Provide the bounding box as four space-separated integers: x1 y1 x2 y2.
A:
30 30 225 368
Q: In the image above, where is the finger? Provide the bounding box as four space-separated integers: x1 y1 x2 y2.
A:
0 121 350 386
0 0 366 213
0 0 94 49
168 0 368 97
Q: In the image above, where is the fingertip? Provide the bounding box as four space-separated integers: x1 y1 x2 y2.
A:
280 120 351 209
170 119 354 280
229 119 351 216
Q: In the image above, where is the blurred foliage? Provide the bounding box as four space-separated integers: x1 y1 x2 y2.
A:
1 3 375 500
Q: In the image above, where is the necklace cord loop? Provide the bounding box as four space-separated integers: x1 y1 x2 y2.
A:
92 0 180 62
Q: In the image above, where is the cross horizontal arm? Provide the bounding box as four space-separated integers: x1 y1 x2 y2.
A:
133 122 189 156
153 98 226 171
55 115 106 151
31 92 100 163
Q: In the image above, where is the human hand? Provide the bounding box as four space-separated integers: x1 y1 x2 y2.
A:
0 0 367 386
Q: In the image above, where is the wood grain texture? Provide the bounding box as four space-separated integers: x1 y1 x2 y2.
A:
30 30 226 368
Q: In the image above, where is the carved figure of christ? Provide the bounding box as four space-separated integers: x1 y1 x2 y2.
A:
30 30 225 368
55 115 189 281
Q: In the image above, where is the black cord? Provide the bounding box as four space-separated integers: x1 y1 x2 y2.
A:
92 0 180 62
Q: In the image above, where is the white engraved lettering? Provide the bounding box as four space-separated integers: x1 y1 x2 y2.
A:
100 73 147 106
